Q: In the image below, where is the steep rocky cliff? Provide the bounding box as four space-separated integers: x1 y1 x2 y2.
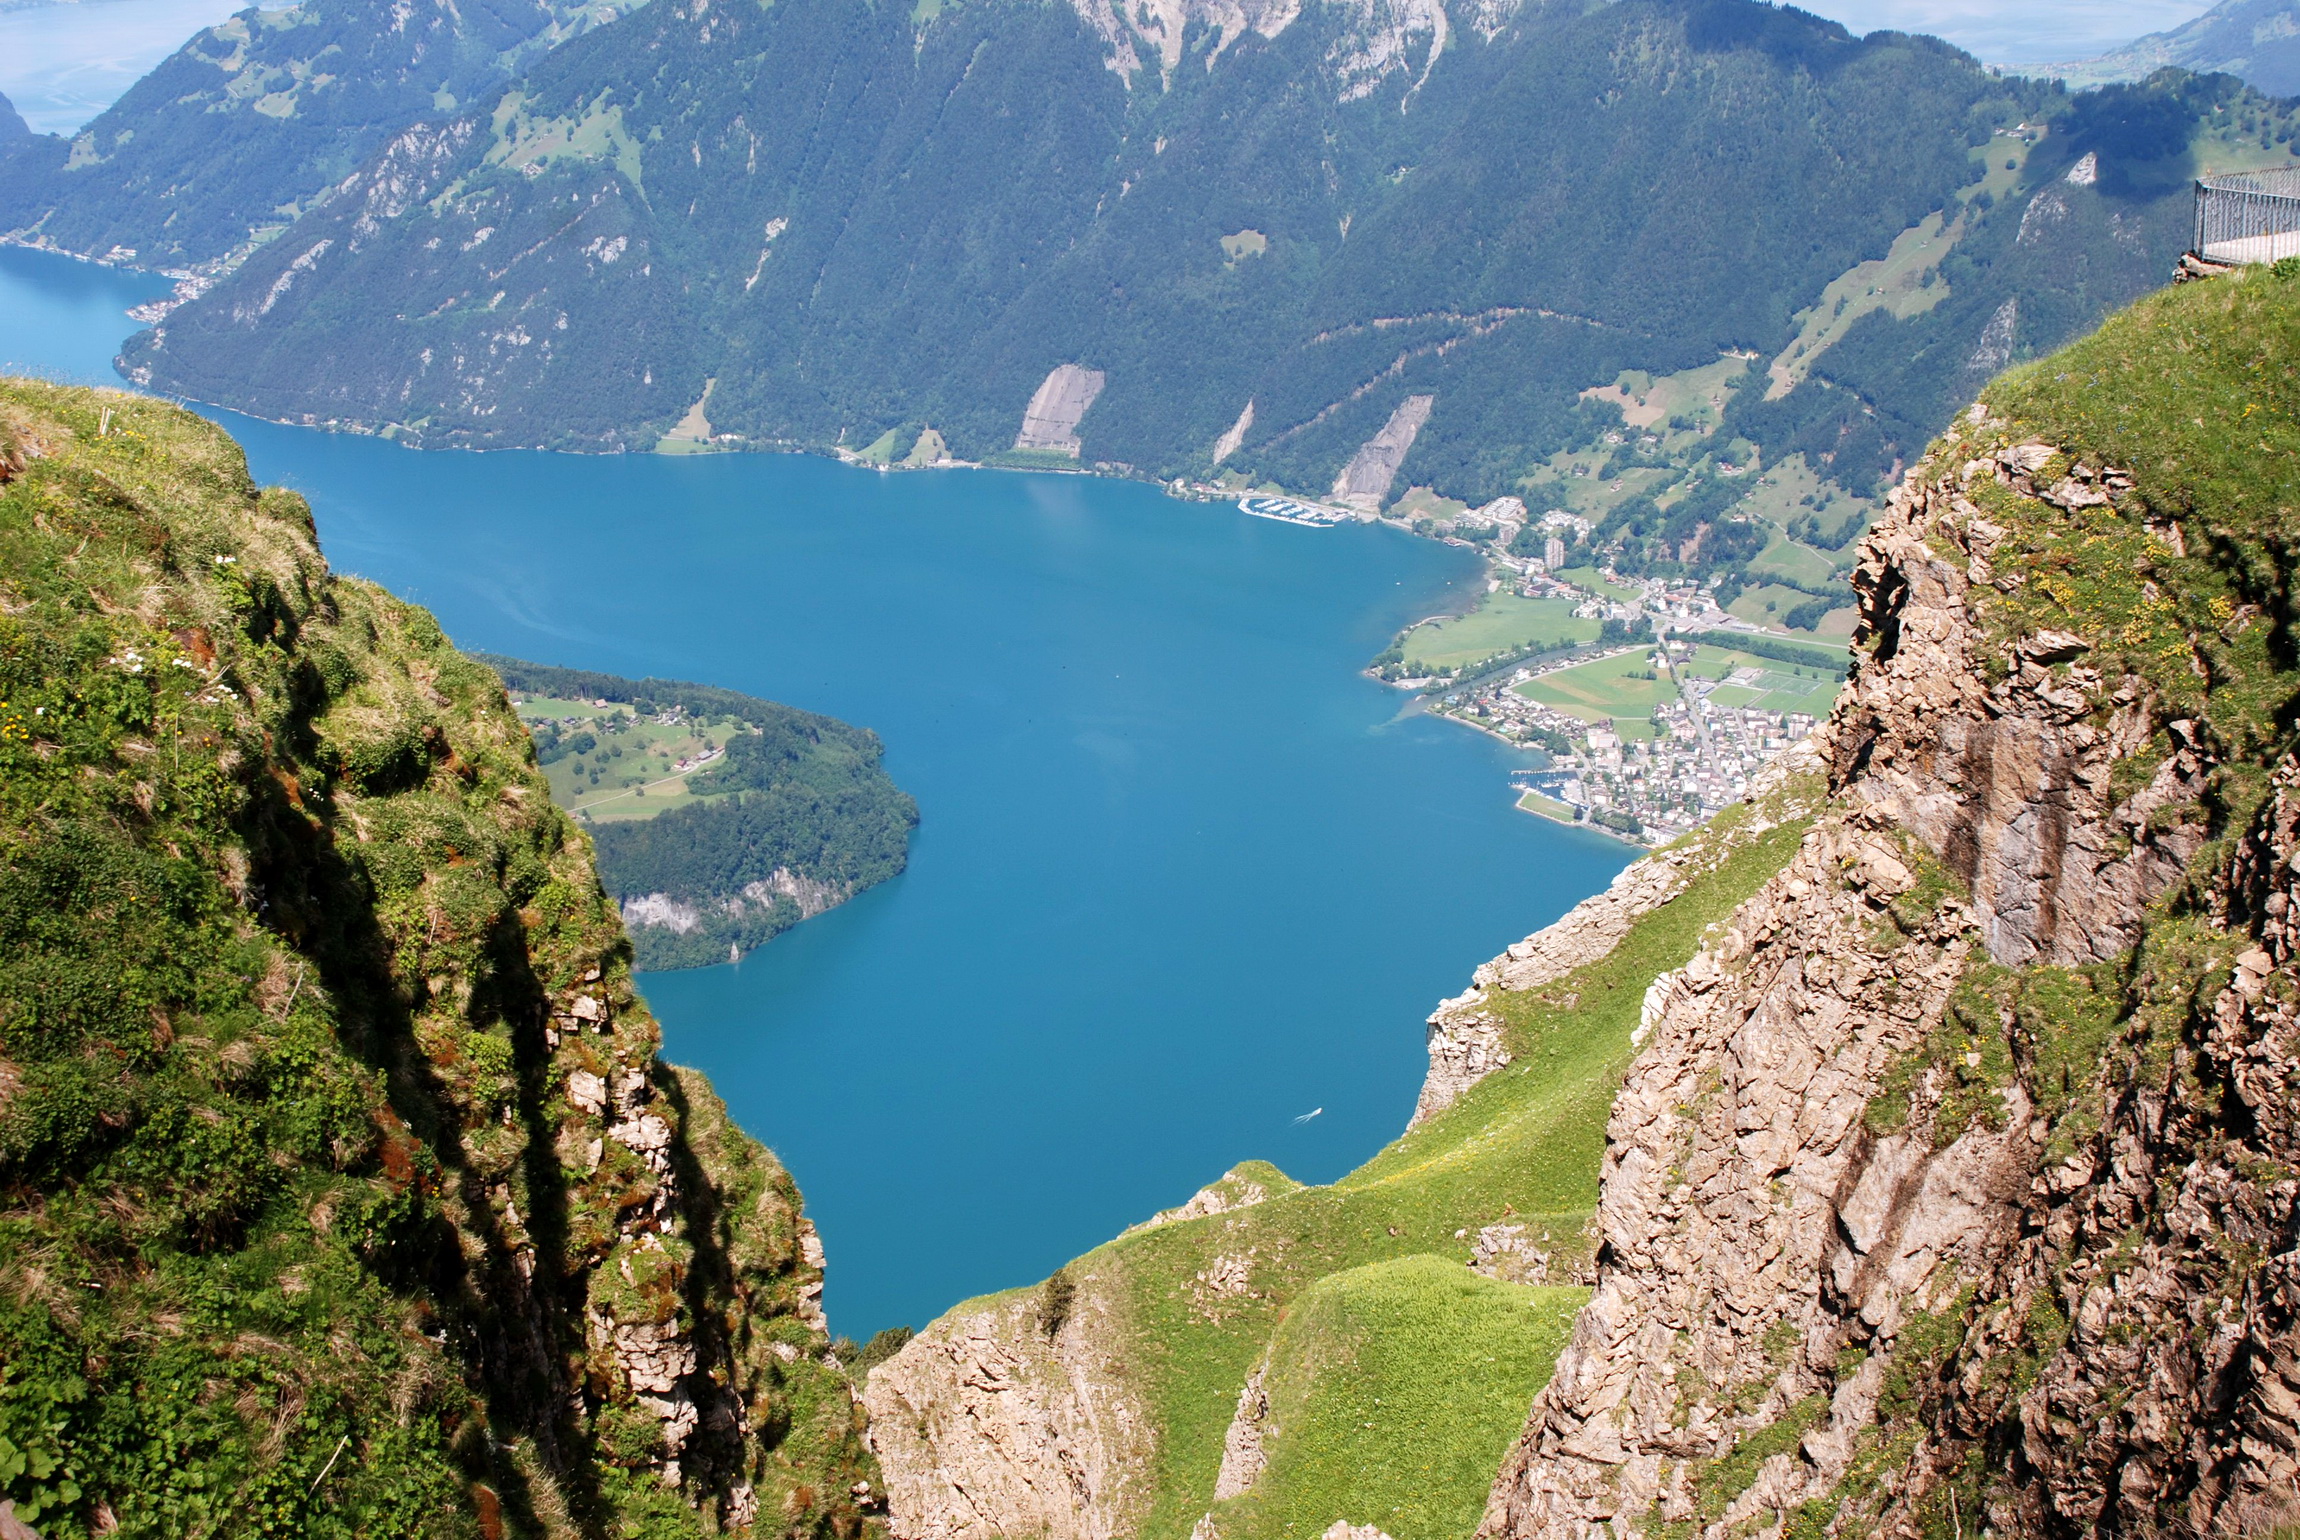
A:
864 753 1828 1540
1478 261 2300 1540
865 263 2299 1540
0 381 875 1538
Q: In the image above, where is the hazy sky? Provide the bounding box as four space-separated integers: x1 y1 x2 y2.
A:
1795 0 2222 63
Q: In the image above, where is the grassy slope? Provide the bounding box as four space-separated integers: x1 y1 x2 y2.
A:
938 779 1820 1540
0 382 872 1539
1221 1257 1584 1540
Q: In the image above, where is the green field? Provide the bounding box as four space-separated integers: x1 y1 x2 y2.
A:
1515 650 1676 726
1402 592 1600 671
1676 645 1843 717
1726 582 1856 637
1517 789 1578 823
513 696 742 822
1746 527 1841 587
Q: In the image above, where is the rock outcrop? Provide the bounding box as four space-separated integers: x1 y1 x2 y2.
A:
861 1272 1154 1540
1415 740 1827 1127
1331 394 1434 511
1016 365 1109 457
1478 398 2297 1540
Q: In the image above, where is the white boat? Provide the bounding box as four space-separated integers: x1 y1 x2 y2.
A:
1239 496 1349 527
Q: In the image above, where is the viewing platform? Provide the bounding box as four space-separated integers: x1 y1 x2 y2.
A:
2191 168 2300 269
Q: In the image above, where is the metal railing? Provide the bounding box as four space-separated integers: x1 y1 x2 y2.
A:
2194 168 2300 266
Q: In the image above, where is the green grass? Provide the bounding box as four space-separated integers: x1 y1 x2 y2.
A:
1728 582 1835 632
1401 593 1600 671
513 699 738 822
1990 263 2297 544
1212 1257 1584 1540
1517 790 1577 822
1675 646 1843 718
943 779 1821 1540
1516 650 1674 725
0 380 875 1537
1746 527 1840 587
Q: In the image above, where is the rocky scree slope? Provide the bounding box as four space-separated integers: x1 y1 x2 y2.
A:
0 381 875 1539
862 744 1831 1540
1479 262 2300 1539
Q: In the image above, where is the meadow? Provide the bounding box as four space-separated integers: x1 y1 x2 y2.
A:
1400 593 1600 672
513 696 742 822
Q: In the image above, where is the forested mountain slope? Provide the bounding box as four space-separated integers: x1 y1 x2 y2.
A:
0 382 875 1538
862 262 2300 1540
57 0 2237 508
2049 0 2300 96
0 0 647 270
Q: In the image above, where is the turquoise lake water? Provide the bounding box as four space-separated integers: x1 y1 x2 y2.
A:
0 244 1629 1335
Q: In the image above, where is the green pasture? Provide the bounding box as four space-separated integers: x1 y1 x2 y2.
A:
1401 593 1599 671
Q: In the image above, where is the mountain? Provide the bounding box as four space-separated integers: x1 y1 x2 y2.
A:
859 263 2300 1538
18 0 2004 475
0 92 27 146
480 656 918 972
0 0 648 270
0 380 877 1536
6 0 2290 552
2044 0 2300 97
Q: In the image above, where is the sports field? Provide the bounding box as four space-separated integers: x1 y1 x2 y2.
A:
1677 645 1841 717
1514 651 1675 727
1402 593 1599 671
1515 643 1841 729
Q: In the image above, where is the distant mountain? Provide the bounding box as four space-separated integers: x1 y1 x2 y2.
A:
97 0 2015 480
0 90 26 145
10 0 2295 532
0 0 647 269
2041 0 2300 96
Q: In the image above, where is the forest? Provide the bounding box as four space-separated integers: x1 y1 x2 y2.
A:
482 657 917 971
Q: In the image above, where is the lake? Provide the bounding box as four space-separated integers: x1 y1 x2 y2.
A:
0 243 1629 1337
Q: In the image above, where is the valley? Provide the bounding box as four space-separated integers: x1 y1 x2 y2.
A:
2 0 2299 1535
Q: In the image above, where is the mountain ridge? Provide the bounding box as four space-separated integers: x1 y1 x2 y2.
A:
857 262 2300 1540
2041 0 2300 97
0 379 878 1537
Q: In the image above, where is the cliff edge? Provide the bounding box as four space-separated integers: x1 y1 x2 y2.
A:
865 261 2300 1540
1479 261 2300 1540
0 381 875 1539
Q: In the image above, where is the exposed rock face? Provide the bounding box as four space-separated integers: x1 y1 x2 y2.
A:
1016 364 1109 456
1129 1165 1284 1232
1068 0 1302 77
621 865 850 938
1478 419 2293 1540
1212 1365 1271 1498
862 1275 1153 1540
1331 393 1434 510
